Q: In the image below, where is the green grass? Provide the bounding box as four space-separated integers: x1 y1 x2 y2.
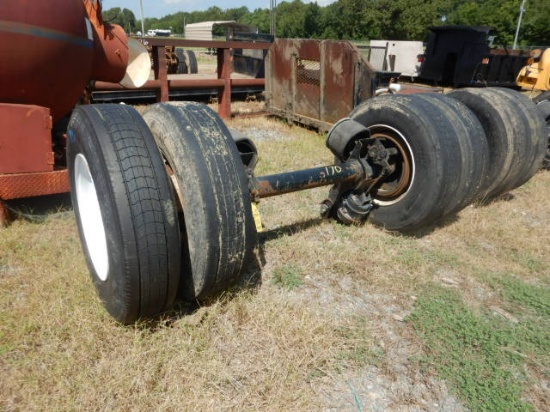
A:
408 278 549 412
271 264 304 290
486 273 550 317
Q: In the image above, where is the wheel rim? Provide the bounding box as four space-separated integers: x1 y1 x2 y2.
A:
74 154 109 281
368 124 415 206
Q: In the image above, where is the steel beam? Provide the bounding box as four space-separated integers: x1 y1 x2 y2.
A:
252 160 364 199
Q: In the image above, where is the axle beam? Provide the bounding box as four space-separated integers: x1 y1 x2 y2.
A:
251 159 365 199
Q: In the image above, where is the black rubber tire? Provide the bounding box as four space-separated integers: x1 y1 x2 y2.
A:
534 91 550 104
142 102 256 300
533 91 550 169
448 88 527 199
348 94 470 232
184 50 198 74
67 104 181 324
484 88 546 187
414 93 489 214
175 48 187 74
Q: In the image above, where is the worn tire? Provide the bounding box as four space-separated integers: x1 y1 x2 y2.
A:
348 94 471 232
142 102 256 300
67 104 181 324
448 88 530 199
184 50 198 74
175 48 187 74
533 91 550 169
484 88 546 186
415 93 489 214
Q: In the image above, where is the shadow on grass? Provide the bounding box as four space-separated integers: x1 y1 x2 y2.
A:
138 217 325 330
3 193 73 224
33 192 518 329
258 217 325 243
140 260 265 331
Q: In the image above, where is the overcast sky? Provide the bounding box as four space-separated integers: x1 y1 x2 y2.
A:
102 0 335 19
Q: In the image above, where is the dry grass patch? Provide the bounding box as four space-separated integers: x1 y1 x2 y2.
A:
1 205 374 411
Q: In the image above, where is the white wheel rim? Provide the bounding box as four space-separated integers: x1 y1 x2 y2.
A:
74 154 110 281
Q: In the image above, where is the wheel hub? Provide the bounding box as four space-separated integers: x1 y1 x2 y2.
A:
368 127 414 205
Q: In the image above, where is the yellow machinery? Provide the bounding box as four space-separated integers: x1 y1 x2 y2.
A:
517 48 550 169
517 48 550 91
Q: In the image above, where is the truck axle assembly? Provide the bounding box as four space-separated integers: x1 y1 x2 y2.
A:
62 90 547 324
250 122 397 225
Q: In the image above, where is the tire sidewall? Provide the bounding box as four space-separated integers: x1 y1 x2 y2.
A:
350 95 449 231
143 102 256 299
67 107 136 321
448 88 516 198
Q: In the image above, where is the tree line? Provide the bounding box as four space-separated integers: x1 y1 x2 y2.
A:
103 0 549 47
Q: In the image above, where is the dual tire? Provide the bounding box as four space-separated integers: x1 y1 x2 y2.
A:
142 102 256 301
67 103 255 324
533 91 550 169
175 49 198 74
346 88 545 232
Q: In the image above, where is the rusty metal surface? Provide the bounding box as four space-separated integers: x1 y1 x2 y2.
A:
94 78 265 90
218 48 232 118
266 39 378 131
144 38 270 50
94 40 270 118
0 0 130 122
0 104 53 174
152 45 169 101
0 201 9 227
90 22 128 83
0 170 69 200
252 161 364 199
0 0 94 121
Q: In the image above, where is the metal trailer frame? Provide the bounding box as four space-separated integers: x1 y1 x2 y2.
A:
265 39 399 131
94 38 271 119
0 38 271 224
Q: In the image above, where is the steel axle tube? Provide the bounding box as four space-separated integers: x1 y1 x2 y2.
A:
252 159 365 198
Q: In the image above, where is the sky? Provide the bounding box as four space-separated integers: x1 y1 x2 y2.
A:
102 0 336 19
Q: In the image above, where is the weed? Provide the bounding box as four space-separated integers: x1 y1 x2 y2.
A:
485 274 550 317
335 316 374 366
408 284 543 412
271 264 304 290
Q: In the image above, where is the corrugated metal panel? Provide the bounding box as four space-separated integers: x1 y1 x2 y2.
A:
185 21 256 41
185 21 220 41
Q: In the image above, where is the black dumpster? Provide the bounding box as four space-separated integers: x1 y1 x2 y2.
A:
417 26 530 88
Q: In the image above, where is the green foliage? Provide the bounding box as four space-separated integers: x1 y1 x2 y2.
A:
446 0 550 46
241 8 271 33
102 0 549 45
522 0 550 45
102 7 137 33
408 283 549 412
